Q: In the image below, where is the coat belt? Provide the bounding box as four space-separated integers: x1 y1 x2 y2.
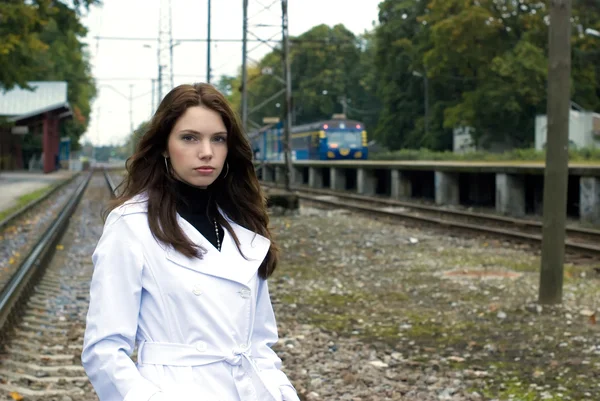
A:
137 341 278 401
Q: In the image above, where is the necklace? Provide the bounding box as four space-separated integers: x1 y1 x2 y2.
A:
213 218 221 251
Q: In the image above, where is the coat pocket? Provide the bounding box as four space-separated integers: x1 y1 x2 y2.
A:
256 370 284 401
137 363 166 389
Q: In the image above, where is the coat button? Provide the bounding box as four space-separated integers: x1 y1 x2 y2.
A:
239 289 251 299
192 284 202 296
195 341 207 352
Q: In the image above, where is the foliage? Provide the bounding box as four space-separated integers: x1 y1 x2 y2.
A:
371 0 600 151
227 24 379 134
369 146 600 162
0 0 99 150
117 120 150 159
206 1 600 155
90 118 148 162
373 0 432 150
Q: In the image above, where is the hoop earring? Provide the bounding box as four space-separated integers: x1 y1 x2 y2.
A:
223 162 229 178
164 157 169 173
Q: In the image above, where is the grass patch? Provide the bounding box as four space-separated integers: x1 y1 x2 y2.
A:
435 247 540 273
369 147 600 163
0 184 54 221
280 284 408 340
476 374 582 401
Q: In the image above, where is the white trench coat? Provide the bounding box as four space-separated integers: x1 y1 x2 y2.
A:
82 195 300 401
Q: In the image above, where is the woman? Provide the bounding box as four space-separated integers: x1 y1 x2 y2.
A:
82 83 300 401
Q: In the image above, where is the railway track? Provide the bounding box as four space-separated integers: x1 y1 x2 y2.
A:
0 170 115 401
261 182 600 259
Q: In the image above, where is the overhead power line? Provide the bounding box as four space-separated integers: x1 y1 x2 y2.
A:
91 35 360 45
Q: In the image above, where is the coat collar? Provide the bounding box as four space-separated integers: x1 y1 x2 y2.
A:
165 211 270 285
121 194 270 286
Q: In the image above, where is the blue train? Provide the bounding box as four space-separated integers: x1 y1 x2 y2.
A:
249 116 368 161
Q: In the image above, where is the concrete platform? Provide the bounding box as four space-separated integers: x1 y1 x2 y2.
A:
0 170 76 214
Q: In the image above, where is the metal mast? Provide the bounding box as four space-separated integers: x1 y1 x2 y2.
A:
158 0 174 102
207 0 212 83
240 0 288 134
281 0 293 191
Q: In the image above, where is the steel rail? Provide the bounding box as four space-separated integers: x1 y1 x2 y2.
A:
103 168 118 197
261 182 600 258
262 182 600 238
0 171 93 339
0 173 81 232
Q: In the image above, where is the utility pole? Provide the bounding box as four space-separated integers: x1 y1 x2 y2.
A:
151 78 156 116
241 0 287 135
424 71 429 140
339 95 348 116
207 0 212 83
158 64 163 108
159 0 174 99
93 105 100 161
129 84 135 155
412 70 429 138
281 0 293 192
539 0 572 305
168 0 174 89
241 0 249 132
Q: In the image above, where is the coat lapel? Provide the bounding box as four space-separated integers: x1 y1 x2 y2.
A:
164 212 270 286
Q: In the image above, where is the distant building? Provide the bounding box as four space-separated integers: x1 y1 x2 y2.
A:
535 110 600 150
453 126 514 154
0 81 72 172
453 126 476 153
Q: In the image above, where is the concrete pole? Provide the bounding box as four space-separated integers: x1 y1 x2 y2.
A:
539 0 572 305
281 0 293 192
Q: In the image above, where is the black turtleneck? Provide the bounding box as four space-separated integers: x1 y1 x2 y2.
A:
174 180 224 252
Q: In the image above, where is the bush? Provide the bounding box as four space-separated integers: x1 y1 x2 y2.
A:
369 147 600 162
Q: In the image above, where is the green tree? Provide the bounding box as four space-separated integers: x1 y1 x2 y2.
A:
0 1 50 91
122 120 150 158
344 30 381 137
373 0 432 150
0 0 99 91
289 24 362 124
373 0 600 151
422 0 549 148
572 0 600 111
1 0 99 150
234 24 376 134
31 1 97 150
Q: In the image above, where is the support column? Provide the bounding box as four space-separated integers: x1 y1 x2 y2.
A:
434 171 459 205
330 167 346 191
293 167 304 185
266 165 276 182
357 168 376 195
391 170 412 199
43 114 55 173
495 173 526 217
580 176 600 225
260 165 269 181
275 166 285 184
52 116 59 170
14 137 23 169
308 167 322 188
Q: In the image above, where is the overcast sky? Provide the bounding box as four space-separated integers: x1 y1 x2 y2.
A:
80 0 381 146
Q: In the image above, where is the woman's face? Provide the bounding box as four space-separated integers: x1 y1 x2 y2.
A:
165 105 228 188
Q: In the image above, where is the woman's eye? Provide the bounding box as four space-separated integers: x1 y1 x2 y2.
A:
182 135 196 142
213 136 227 142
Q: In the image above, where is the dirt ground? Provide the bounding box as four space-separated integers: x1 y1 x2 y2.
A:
268 206 600 401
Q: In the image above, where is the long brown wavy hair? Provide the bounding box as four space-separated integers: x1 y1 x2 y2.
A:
107 83 279 279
